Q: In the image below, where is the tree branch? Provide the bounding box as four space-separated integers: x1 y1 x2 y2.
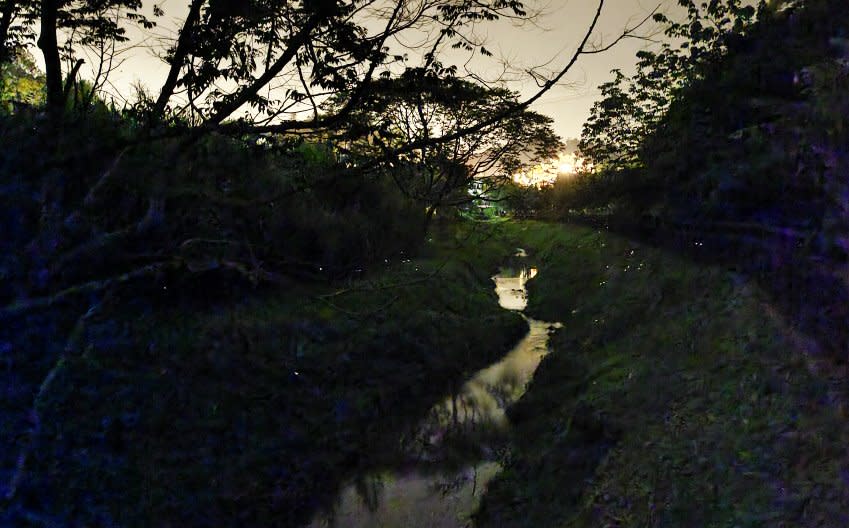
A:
1 263 170 319
151 0 204 124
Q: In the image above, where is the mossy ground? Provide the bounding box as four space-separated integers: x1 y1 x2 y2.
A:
476 221 849 528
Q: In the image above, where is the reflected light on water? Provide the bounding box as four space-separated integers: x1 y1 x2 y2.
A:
312 463 502 528
493 267 538 311
309 267 561 528
419 317 557 438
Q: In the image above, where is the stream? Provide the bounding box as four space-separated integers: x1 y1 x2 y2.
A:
310 250 562 528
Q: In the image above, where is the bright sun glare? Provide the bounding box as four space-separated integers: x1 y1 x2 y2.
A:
512 152 589 188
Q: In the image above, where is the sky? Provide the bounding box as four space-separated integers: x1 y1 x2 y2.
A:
91 0 677 141
481 0 674 139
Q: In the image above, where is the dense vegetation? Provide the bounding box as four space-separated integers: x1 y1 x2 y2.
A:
543 0 848 232
530 0 849 362
475 4 849 524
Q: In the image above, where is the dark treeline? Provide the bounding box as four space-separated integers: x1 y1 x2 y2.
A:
523 0 849 361
0 0 568 299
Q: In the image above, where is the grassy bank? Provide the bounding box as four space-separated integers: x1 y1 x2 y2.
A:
476 222 849 527
10 219 847 527
3 220 527 527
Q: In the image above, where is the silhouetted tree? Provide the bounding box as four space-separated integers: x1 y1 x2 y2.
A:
0 0 653 316
580 0 759 171
0 0 153 116
340 75 561 230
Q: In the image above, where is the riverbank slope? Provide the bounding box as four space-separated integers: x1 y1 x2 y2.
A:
2 220 528 527
478 221 849 527
7 219 846 527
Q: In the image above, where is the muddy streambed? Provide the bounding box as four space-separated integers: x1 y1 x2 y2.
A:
310 250 561 527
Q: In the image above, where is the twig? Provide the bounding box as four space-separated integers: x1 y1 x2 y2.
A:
2 302 102 505
1 262 170 319
315 295 400 320
82 146 129 208
317 263 447 300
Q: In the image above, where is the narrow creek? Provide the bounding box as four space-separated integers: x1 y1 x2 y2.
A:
310 250 562 528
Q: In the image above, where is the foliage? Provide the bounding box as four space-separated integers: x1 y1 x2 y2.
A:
0 0 155 113
137 0 539 133
0 219 528 527
501 180 545 218
0 0 588 312
635 0 849 237
0 2 631 525
528 1 849 446
0 0 36 64
341 75 562 227
579 69 649 170
579 0 759 172
1 0 603 172
563 0 849 267
0 49 43 106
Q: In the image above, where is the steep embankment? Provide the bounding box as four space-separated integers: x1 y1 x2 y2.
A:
638 0 849 360
477 222 849 527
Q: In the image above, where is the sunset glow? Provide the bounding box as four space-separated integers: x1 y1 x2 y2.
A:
512 152 590 188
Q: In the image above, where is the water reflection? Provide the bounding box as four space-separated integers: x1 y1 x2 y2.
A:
413 317 557 451
314 463 502 528
493 267 538 311
310 265 560 528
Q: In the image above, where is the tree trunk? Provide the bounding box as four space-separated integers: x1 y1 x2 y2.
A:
423 204 438 234
151 0 203 124
37 0 63 118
